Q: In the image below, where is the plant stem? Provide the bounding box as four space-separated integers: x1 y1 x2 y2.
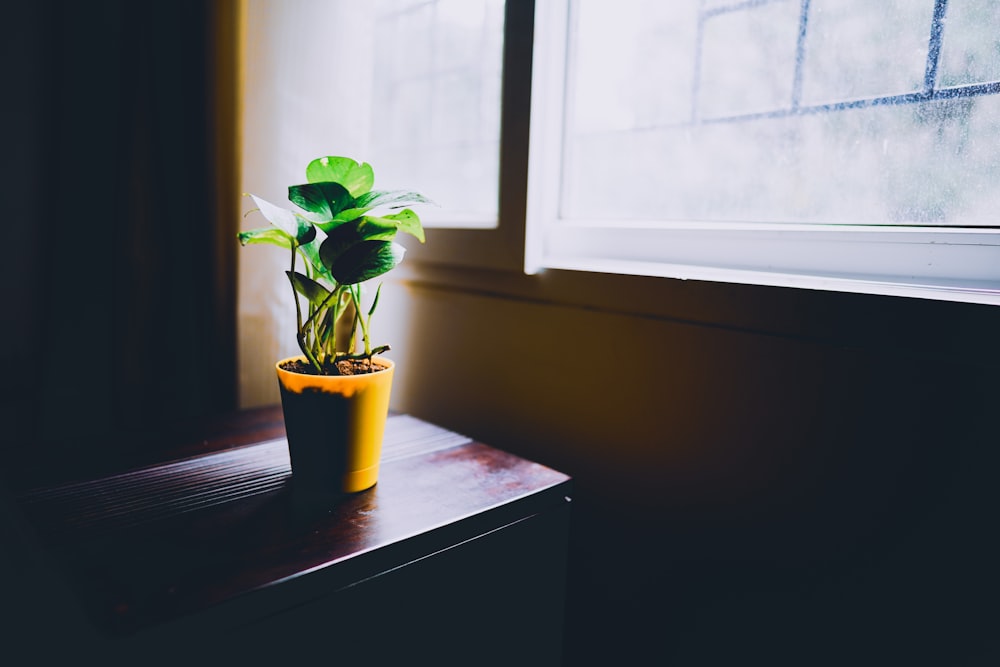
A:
296 332 322 372
287 241 324 373
350 285 372 356
327 285 344 361
298 284 342 374
348 303 358 355
290 243 303 335
301 287 340 337
336 345 390 363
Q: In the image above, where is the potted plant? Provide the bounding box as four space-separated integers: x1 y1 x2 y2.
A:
238 155 429 501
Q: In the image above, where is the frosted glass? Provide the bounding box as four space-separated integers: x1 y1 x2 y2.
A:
698 0 801 118
937 1 1000 86
561 0 1000 227
801 0 933 103
370 0 505 227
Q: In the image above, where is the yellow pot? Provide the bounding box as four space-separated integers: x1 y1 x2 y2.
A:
276 356 394 497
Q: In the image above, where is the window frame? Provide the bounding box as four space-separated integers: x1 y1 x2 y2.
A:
410 0 1000 306
529 0 1000 305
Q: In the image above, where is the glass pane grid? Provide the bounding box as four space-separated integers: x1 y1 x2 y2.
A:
692 0 1000 125
562 0 1000 227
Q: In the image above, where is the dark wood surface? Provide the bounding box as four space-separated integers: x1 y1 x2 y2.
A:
13 408 572 645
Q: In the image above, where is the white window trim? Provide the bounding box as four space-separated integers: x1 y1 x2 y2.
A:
524 0 1000 306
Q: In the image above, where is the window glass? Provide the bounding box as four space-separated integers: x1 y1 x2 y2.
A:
800 0 933 103
698 0 802 118
370 0 505 228
560 0 1000 227
937 1 1000 86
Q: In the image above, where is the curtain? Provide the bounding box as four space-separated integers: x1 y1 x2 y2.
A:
4 0 243 473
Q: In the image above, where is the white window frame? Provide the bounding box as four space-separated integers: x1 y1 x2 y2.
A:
523 0 1000 306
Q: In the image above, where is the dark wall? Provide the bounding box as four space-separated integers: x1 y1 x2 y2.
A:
389 272 1000 666
1 0 235 477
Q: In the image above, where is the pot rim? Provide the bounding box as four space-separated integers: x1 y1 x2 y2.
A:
275 355 394 378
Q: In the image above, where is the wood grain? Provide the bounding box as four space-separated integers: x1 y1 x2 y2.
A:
14 409 572 637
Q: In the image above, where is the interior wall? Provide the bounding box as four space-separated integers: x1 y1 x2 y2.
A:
372 272 999 666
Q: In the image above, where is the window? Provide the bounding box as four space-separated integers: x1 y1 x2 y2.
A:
242 0 504 230
525 0 1000 304
245 0 1000 304
370 0 506 228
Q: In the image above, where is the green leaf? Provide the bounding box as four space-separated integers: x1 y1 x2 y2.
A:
355 189 434 211
360 209 425 243
288 181 353 220
330 190 433 226
318 221 365 273
314 216 354 234
238 227 293 249
249 194 316 244
305 156 374 197
286 271 333 308
355 218 400 242
329 241 406 285
298 236 333 282
330 207 369 224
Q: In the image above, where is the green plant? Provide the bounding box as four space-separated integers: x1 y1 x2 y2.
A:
238 155 429 375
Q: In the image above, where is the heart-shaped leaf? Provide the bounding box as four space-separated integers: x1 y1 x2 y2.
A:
314 216 354 234
249 194 316 245
319 221 365 273
330 190 434 225
305 156 374 197
238 227 293 249
288 181 353 220
360 209 425 243
298 236 333 282
329 240 406 285
286 271 333 308
355 189 434 211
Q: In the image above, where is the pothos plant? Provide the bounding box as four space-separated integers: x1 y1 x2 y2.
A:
238 156 429 375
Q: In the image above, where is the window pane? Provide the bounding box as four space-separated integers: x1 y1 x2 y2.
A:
937 0 1000 86
560 0 1000 227
698 0 801 118
569 1 697 132
800 0 933 104
370 0 505 228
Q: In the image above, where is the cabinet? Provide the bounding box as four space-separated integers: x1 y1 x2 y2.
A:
13 409 572 666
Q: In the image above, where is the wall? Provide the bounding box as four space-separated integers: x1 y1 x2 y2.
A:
369 266 999 666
